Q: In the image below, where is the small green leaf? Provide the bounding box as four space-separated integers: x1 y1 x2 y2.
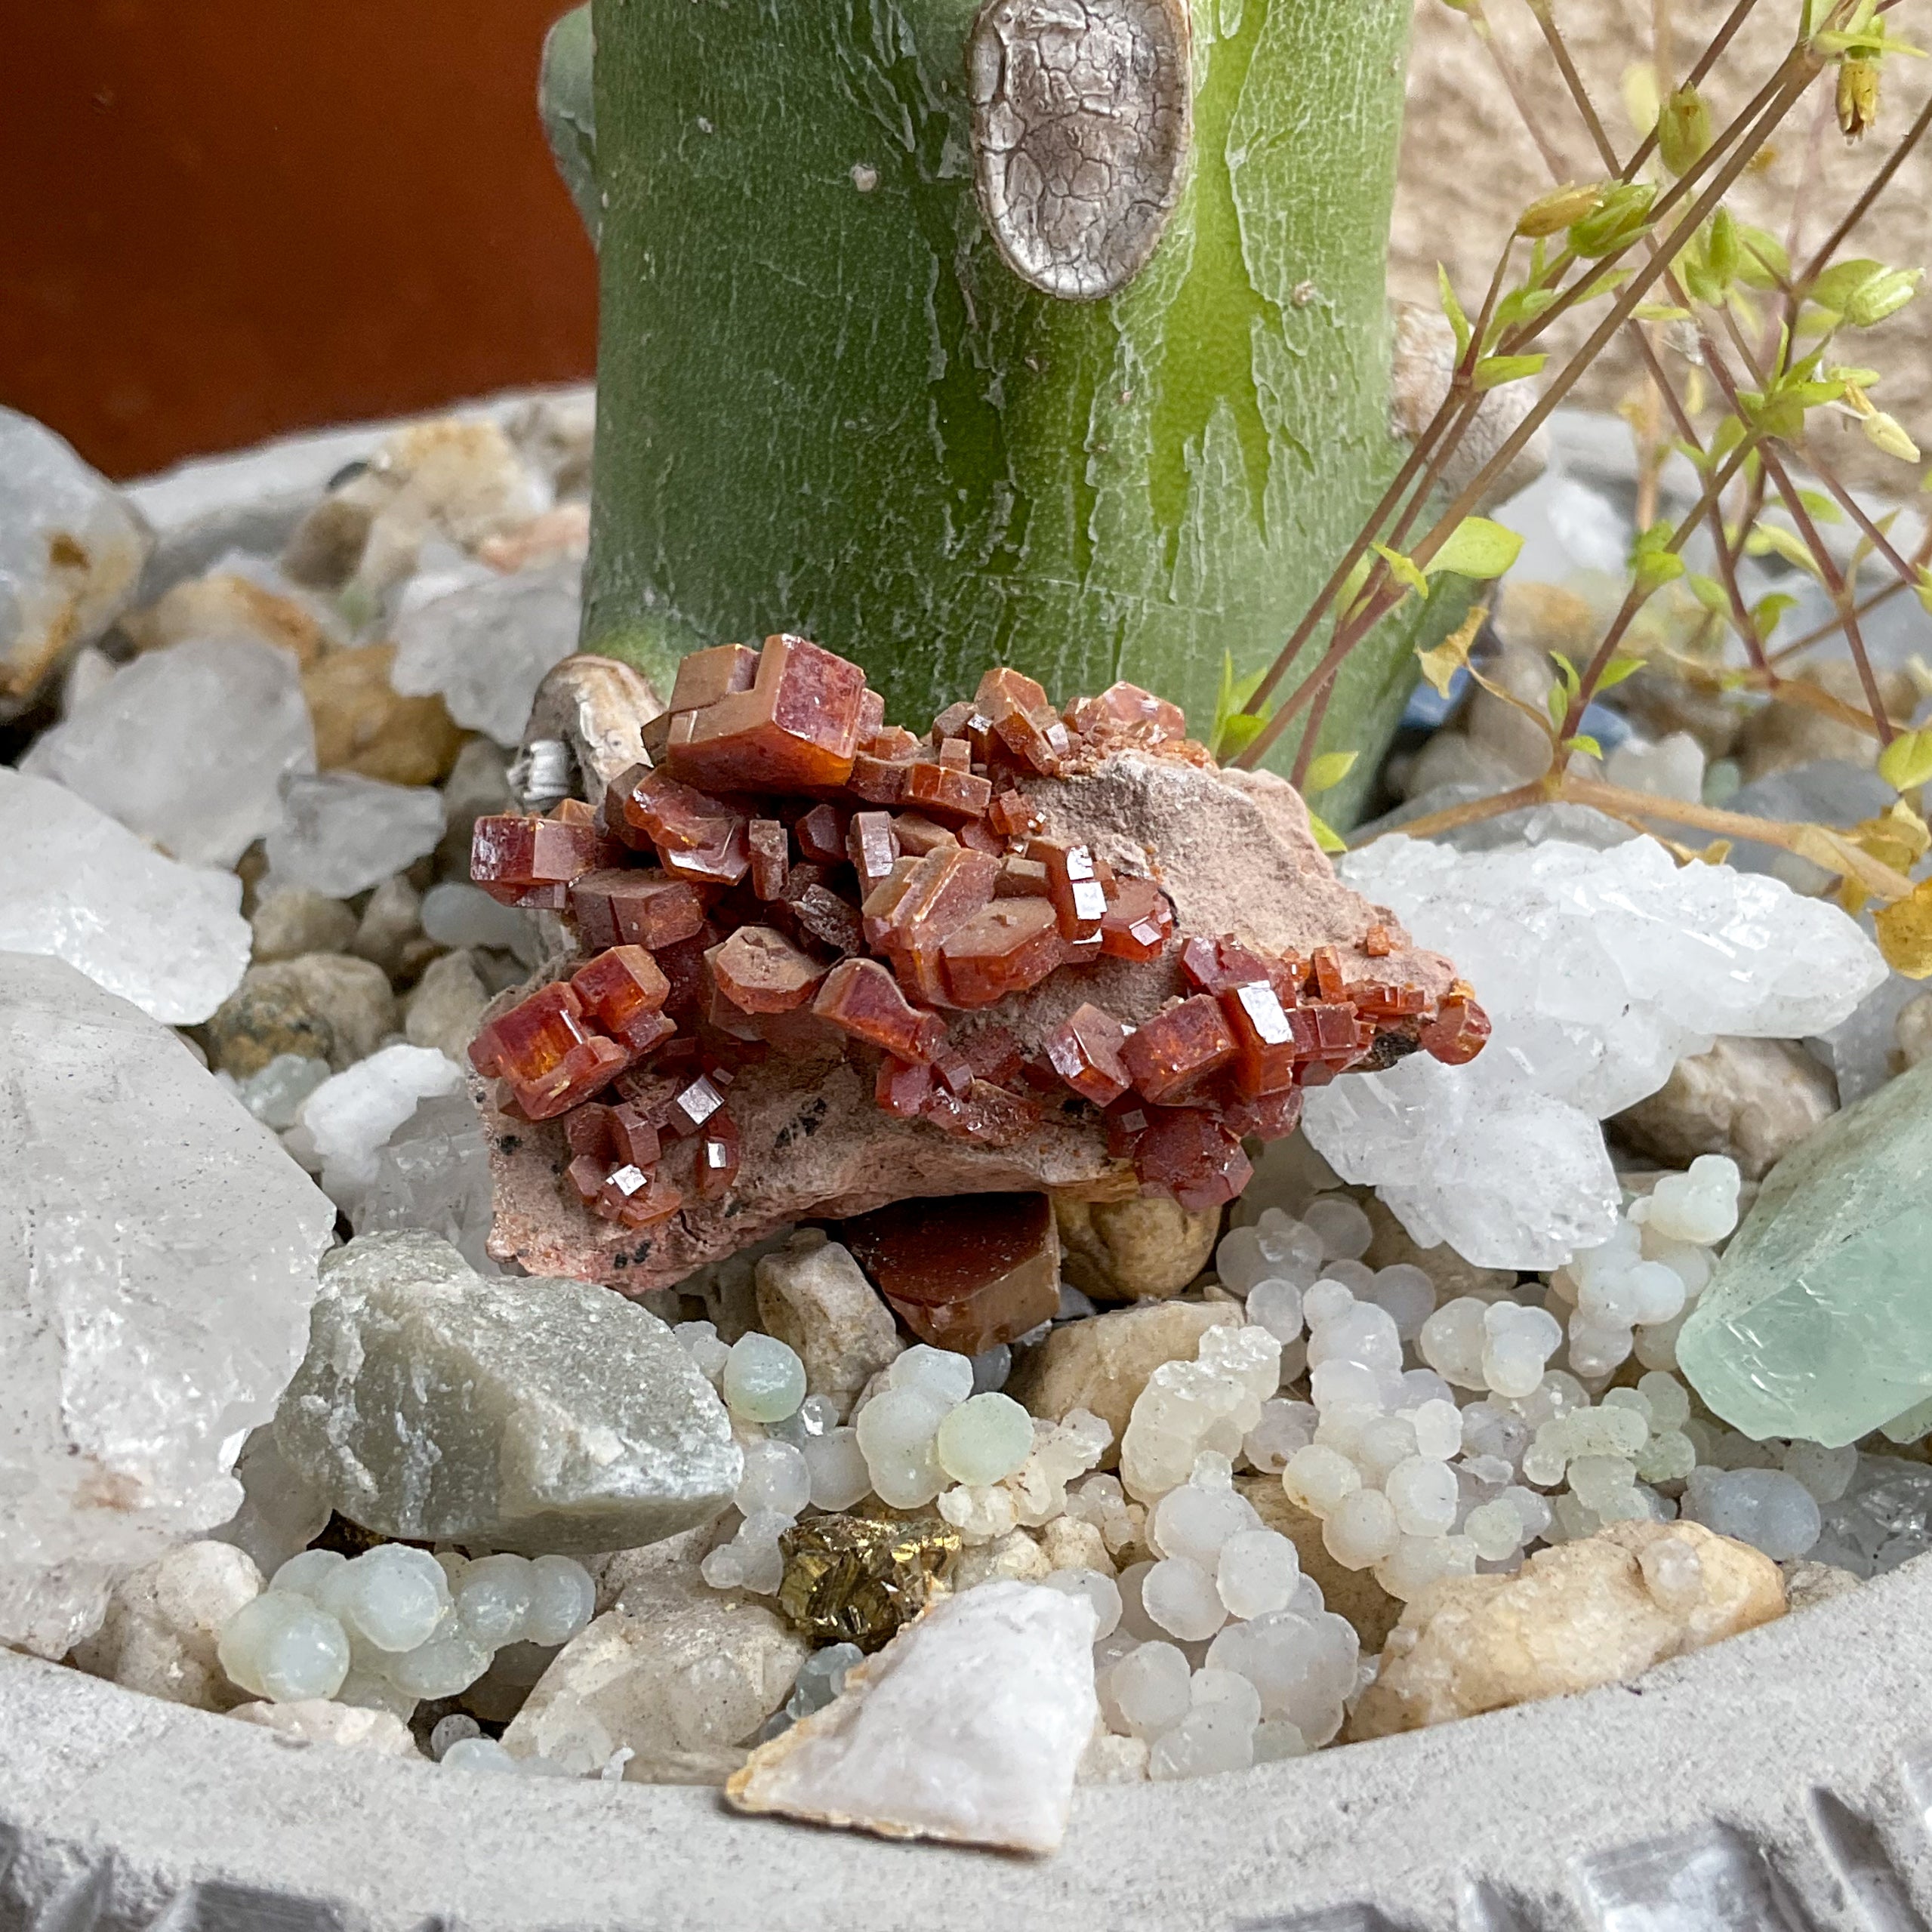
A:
1548 651 1582 697
1687 572 1733 616
1305 808 1347 855
1565 734 1605 759
1474 353 1548 390
1429 516 1524 580
1746 523 1825 578
1371 543 1429 598
1752 590 1799 640
1810 258 1888 311
1635 302 1695 322
1879 728 1932 792
1336 551 1373 620
1595 654 1647 693
1635 547 1687 593
1215 710 1268 760
1735 225 1791 289
1438 264 1472 360
1304 750 1360 794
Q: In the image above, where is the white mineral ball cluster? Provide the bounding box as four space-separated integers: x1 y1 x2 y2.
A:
217 1544 595 1720
1205 1157 1830 1600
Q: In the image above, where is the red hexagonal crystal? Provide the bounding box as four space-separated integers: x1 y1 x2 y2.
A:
570 945 670 1042
846 810 900 896
1120 995 1237 1103
469 981 589 1081
1179 934 1276 995
1098 876 1173 961
1133 1108 1253 1212
1065 681 1187 743
709 925 826 1013
667 642 759 714
794 803 848 865
939 898 1063 1008
513 1034 631 1121
812 957 948 1063
1219 978 1299 1095
596 1162 683 1228
1421 996 1492 1065
875 1055 935 1117
695 1110 741 1202
471 815 619 893
567 869 708 952
1223 1085 1305 1143
747 818 789 901
662 634 868 791
1043 1003 1132 1105
1026 838 1108 943
865 846 998 1003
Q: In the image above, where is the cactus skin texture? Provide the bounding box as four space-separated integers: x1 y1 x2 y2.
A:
551 0 1420 797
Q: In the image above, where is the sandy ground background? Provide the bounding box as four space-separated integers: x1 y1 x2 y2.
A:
1392 0 1932 492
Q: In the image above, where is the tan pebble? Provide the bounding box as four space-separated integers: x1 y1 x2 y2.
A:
1054 1191 1219 1302
1348 1519 1785 1739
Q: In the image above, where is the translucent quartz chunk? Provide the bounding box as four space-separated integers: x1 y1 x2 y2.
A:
812 958 947 1063
1043 1002 1132 1106
1121 995 1237 1103
840 1192 1062 1357
566 868 707 951
710 925 825 1013
941 898 1063 1009
662 633 869 790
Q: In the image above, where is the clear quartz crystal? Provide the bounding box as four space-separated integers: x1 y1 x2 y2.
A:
1305 836 1885 1269
23 636 314 869
0 769 252 1026
266 772 447 899
0 957 336 1659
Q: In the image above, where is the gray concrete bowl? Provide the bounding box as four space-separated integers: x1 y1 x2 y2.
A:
4 1553 1930 1931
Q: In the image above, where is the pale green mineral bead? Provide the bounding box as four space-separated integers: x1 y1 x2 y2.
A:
934 1392 1036 1487
217 1591 352 1704
723 1333 808 1425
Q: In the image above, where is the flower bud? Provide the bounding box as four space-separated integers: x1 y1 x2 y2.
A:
1516 183 1602 239
1844 267 1921 328
1838 56 1878 139
1658 85 1713 176
1570 183 1656 258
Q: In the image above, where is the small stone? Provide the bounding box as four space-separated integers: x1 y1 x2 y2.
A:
274 1231 741 1554
1054 1191 1220 1302
304 642 465 785
350 1089 500 1274
71 1542 266 1710
265 772 447 899
0 956 336 1659
727 1579 1098 1852
390 559 584 747
753 1233 903 1421
298 1043 465 1209
1009 1302 1240 1466
207 954 399 1076
775 1514 962 1652
1348 1520 1785 1739
208 1428 332 1578
1780 1558 1863 1613
228 1698 421 1758
251 889 359 964
502 1587 807 1784
125 568 331 668
0 405 151 717
350 874 431 982
23 636 314 868
1612 1037 1838 1182
1679 1059 1932 1447
403 949 492 1062
839 1192 1062 1357
0 768 251 1025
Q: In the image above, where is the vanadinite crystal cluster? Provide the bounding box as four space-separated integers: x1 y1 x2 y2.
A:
468 635 1486 1292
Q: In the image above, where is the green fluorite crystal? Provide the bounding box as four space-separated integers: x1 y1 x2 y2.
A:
1678 1058 1932 1449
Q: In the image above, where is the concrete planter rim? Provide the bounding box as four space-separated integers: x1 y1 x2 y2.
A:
5 1551 1931 1930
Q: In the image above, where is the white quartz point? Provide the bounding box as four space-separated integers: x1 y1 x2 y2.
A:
274 1231 741 1555
727 1580 1099 1853
1302 835 1887 1270
390 557 582 747
265 772 447 899
0 404 151 718
299 1043 464 1210
0 768 251 1023
0 954 336 1659
23 636 315 867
